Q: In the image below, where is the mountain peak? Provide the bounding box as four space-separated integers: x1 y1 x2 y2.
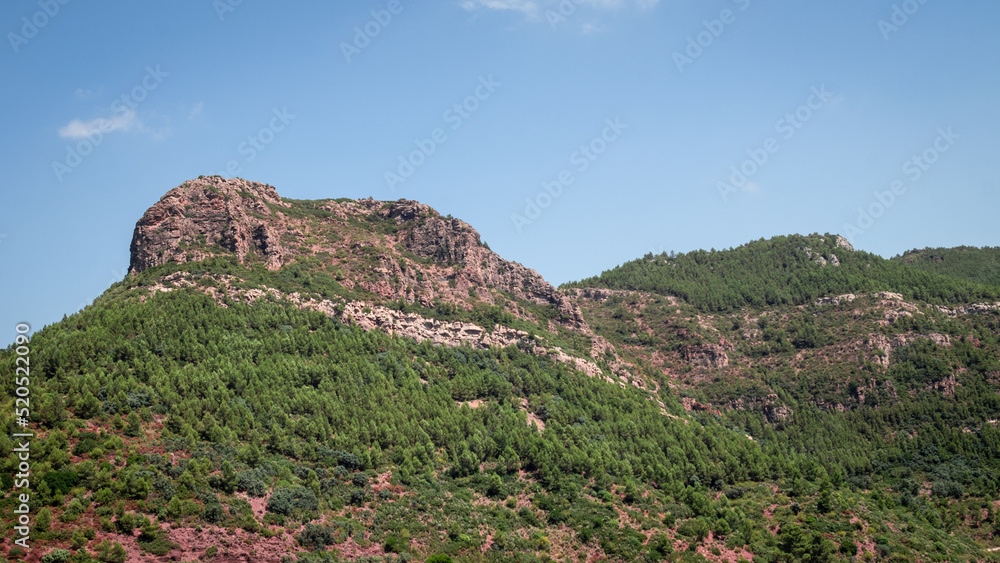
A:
129 176 287 274
127 177 581 326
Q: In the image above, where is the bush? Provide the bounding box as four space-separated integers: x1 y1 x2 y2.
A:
237 469 268 497
267 486 319 515
138 524 180 555
96 540 127 563
42 470 80 495
383 535 409 553
932 479 964 499
724 487 745 500
839 539 858 556
202 503 226 524
41 549 72 563
299 524 336 550
115 512 145 534
74 434 100 456
37 507 53 532
677 517 710 541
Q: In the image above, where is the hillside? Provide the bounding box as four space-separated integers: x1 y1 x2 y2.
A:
1 177 999 563
892 247 1000 288
563 234 1000 312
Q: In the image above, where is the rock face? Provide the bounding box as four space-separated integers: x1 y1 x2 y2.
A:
129 177 584 328
130 178 290 274
682 344 729 368
863 332 952 369
834 235 854 251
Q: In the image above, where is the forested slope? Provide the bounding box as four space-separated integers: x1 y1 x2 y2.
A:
563 234 1000 312
892 246 1000 288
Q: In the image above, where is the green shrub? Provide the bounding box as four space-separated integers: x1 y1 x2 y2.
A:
299 524 336 550
202 503 226 524
266 486 318 515
41 549 72 563
42 470 80 495
677 517 710 541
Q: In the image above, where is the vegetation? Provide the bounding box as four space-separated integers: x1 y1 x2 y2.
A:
2 227 999 561
892 245 1000 287
564 234 1000 312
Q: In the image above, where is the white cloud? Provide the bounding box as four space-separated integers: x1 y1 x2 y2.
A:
58 110 137 139
460 0 539 17
74 88 100 100
460 0 658 18
189 101 204 119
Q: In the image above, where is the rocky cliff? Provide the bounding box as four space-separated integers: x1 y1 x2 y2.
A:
130 177 584 323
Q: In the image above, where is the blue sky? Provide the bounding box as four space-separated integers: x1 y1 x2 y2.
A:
2 0 999 335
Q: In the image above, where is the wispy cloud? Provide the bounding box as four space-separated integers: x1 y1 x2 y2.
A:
58 110 137 139
460 0 540 18
74 88 101 100
460 0 658 22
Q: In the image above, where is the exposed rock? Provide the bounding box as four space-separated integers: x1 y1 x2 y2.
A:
862 332 952 368
835 235 854 251
926 333 952 347
682 344 729 368
130 177 289 274
814 256 828 267
884 310 913 323
129 177 588 332
927 373 959 397
815 293 857 306
936 302 1000 317
681 397 712 412
763 404 793 423
828 253 840 266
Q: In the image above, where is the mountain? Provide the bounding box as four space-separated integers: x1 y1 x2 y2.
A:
2 177 999 563
891 246 1000 288
563 234 1000 312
